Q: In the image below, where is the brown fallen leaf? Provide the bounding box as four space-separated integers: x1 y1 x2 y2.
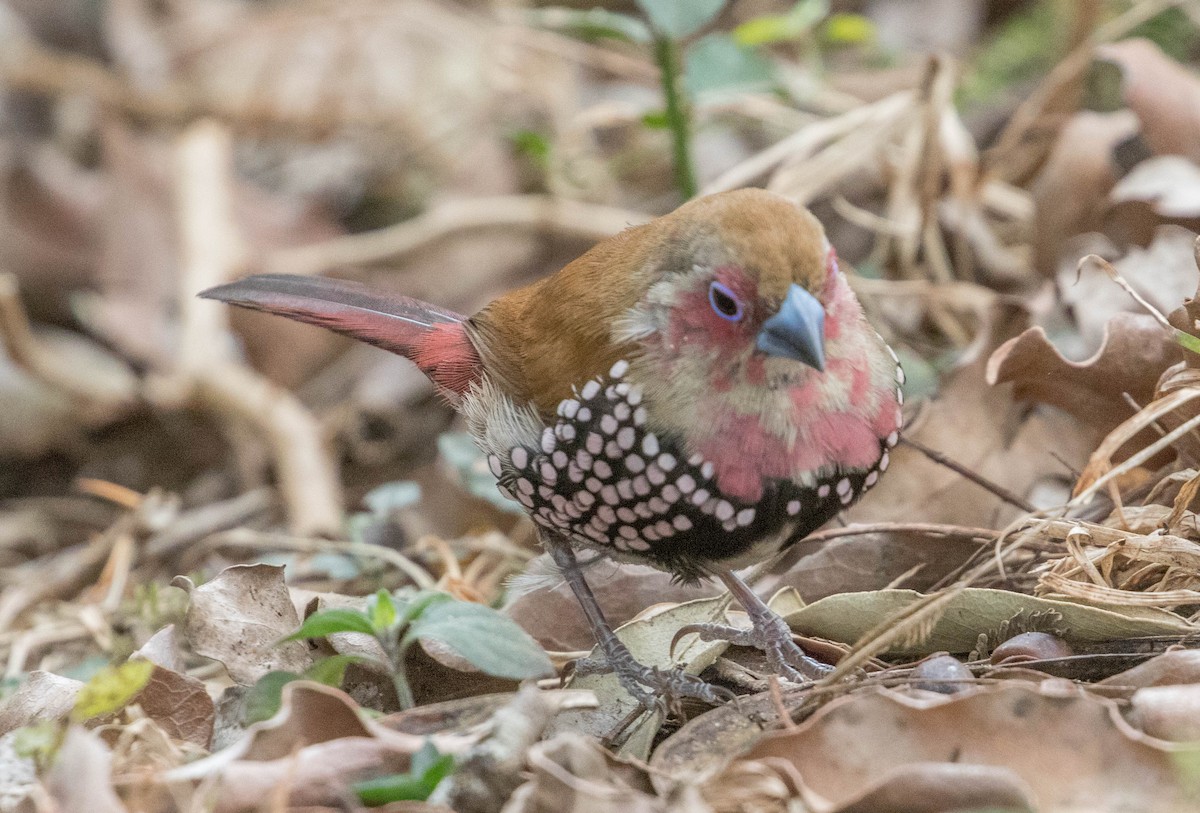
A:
123 662 215 748
174 563 313 685
502 733 664 813
1099 650 1200 690
1096 39 1200 163
166 682 470 812
986 313 1175 438
1029 111 1139 275
727 682 1200 812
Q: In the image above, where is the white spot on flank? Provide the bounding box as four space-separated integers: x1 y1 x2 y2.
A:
605 441 622 459
618 525 638 540
581 381 600 400
594 460 612 479
617 427 635 450
649 497 669 514
614 403 631 421
691 488 711 506
510 447 528 469
736 508 755 527
617 480 635 500
880 451 890 471
646 465 665 485
633 407 647 426
786 499 801 515
887 431 899 448
632 476 650 496
560 399 580 418
586 433 603 455
577 407 592 422
488 455 502 478
896 366 906 385
585 477 602 493
701 461 715 479
597 505 616 524
677 475 696 494
715 500 735 521
865 470 879 487
540 462 557 483
541 428 556 453
657 453 676 471
617 507 636 523
517 478 534 496
662 484 681 503
552 450 568 468
673 516 692 532
627 387 643 406
642 435 660 457
610 360 629 379
626 454 645 473
600 415 618 435
836 478 852 497
818 484 831 498
576 491 595 508
558 424 576 442
644 527 660 542
600 485 619 505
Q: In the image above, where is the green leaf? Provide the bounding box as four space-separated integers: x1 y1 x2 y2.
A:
405 600 554 680
242 671 302 724
684 33 775 98
821 12 876 45
304 654 360 686
785 588 1198 656
1175 329 1200 357
353 741 455 805
285 608 376 641
370 590 398 631
527 7 651 43
635 0 725 39
71 660 155 723
733 0 828 46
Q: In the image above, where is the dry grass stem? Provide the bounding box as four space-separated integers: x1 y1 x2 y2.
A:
265 195 652 278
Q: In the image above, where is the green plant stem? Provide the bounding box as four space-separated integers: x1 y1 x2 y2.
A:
653 35 697 199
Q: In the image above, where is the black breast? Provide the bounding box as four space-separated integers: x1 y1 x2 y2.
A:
487 360 892 578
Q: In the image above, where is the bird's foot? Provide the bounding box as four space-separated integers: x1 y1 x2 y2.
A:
572 649 734 713
675 611 832 684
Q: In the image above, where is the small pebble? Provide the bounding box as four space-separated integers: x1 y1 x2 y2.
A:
990 632 1074 665
911 653 973 694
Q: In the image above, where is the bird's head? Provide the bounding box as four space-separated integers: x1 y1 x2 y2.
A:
617 189 854 391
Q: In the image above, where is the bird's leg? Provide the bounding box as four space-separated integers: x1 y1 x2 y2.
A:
543 534 731 711
678 568 833 684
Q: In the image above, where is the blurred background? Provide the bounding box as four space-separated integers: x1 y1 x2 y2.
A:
3 0 1200 679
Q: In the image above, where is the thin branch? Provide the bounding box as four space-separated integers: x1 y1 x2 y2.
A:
900 436 1038 514
264 195 651 278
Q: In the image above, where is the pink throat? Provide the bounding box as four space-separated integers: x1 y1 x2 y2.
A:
693 279 900 503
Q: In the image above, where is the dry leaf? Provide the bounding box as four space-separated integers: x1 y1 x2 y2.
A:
175 563 313 684
731 682 1200 812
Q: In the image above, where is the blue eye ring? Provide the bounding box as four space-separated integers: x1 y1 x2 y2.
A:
708 281 744 321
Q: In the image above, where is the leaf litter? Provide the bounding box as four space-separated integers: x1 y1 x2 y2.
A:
9 2 1200 812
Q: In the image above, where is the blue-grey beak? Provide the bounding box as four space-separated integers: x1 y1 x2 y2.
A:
756 283 826 372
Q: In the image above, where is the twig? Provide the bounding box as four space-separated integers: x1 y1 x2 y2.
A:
144 489 276 560
900 436 1037 514
0 274 137 422
161 120 344 536
199 528 437 590
264 195 651 278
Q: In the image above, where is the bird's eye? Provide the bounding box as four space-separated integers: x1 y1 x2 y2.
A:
708 281 743 321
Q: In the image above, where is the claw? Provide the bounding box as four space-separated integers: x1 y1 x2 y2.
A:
679 617 832 683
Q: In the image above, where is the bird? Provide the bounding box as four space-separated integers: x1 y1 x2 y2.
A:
201 189 904 708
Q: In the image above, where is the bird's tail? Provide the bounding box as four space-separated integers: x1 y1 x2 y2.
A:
200 273 481 398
